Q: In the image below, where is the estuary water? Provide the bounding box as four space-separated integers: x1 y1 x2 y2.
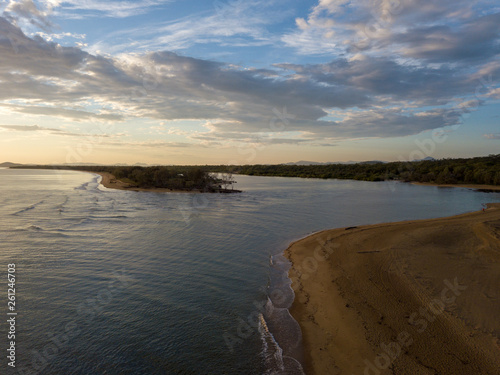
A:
0 168 499 375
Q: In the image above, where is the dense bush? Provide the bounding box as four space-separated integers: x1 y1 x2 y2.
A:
13 154 500 188
204 154 500 186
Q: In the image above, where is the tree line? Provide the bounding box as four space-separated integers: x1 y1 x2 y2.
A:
12 154 500 188
204 154 500 186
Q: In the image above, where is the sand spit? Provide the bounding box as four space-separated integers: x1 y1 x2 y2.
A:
286 204 500 374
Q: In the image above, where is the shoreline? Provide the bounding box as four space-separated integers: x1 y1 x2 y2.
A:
90 171 196 193
80 171 233 194
285 204 500 374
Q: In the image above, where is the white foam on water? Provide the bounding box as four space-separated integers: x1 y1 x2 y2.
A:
260 311 306 375
262 253 306 374
259 313 285 374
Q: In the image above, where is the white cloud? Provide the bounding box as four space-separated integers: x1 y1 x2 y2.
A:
282 0 497 59
33 31 85 42
0 124 46 131
310 0 350 17
0 12 497 147
88 0 286 54
4 0 53 30
0 123 112 137
42 0 173 19
101 140 195 148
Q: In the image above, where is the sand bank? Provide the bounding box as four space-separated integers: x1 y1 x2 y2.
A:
93 171 134 190
286 204 500 374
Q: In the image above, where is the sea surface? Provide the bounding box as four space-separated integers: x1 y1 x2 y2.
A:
1 168 499 375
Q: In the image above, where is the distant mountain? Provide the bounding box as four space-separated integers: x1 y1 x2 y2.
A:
359 160 385 165
61 163 99 166
285 161 328 166
61 162 150 167
285 160 387 166
409 156 436 162
0 162 22 167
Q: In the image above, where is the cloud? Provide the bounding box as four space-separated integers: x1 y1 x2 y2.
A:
11 0 173 20
88 0 287 54
0 124 112 137
101 140 196 148
0 12 498 148
282 0 498 62
4 0 53 31
283 0 352 55
391 12 500 63
33 31 86 42
1 104 124 121
152 1 276 49
484 87 500 100
274 56 490 107
69 0 171 19
195 105 469 146
0 124 44 131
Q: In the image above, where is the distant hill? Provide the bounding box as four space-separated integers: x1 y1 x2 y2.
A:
285 161 328 166
408 156 436 162
60 163 99 166
0 162 22 167
109 163 149 167
286 160 386 166
359 160 385 165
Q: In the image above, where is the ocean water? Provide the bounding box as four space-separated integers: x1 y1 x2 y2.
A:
1 168 499 375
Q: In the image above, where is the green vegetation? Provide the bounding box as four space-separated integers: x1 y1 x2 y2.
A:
11 154 500 190
205 154 500 186
13 165 239 192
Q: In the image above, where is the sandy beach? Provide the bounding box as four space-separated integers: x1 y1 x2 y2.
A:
93 171 134 190
286 203 500 374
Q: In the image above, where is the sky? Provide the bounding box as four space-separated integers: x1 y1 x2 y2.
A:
0 0 499 165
